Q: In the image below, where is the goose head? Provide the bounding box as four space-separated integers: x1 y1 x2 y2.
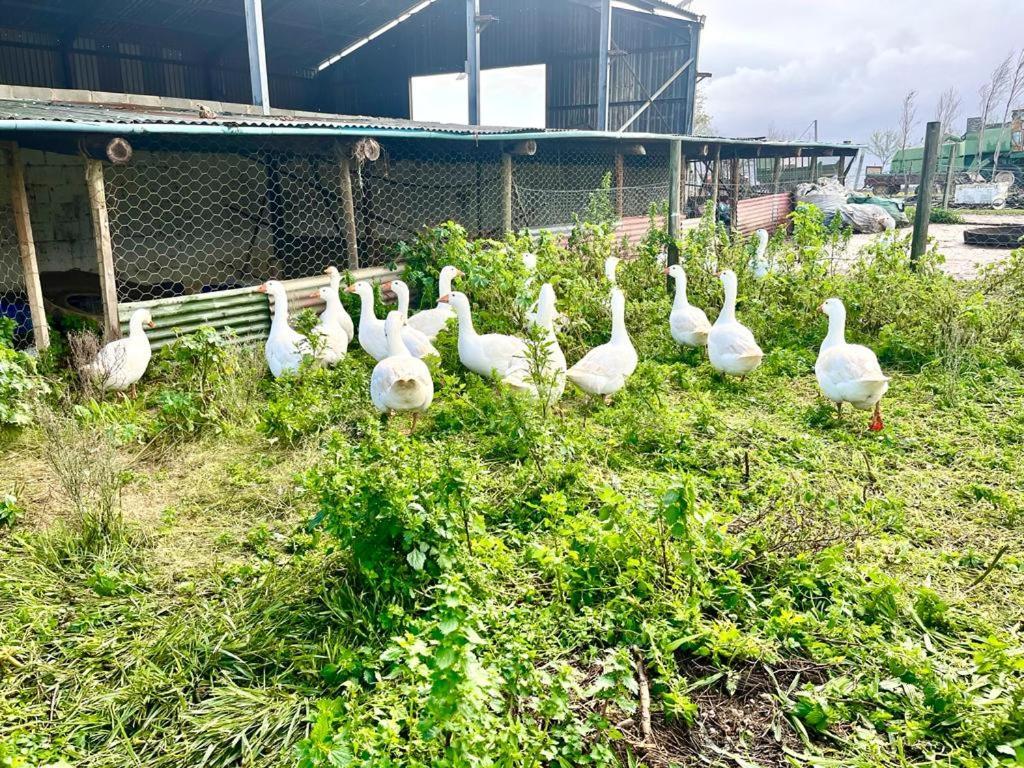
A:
819 297 846 319
130 308 155 331
604 256 621 284
522 252 538 272
309 285 335 302
440 265 464 282
256 279 287 299
345 280 374 301
438 290 471 314
381 279 410 301
664 263 686 281
716 269 737 292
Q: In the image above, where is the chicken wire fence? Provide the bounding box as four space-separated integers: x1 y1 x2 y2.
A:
0 150 31 347
97 136 840 306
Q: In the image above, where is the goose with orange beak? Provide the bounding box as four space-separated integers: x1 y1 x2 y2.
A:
815 297 889 430
707 269 762 378
258 280 313 377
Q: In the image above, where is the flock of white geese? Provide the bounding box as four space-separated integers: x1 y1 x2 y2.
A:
91 252 890 431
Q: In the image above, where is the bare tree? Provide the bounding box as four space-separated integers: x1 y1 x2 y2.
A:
897 90 918 190
934 87 963 139
973 53 1013 175
867 128 900 170
991 49 1024 173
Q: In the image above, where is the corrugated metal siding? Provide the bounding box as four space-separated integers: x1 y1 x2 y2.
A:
615 215 662 243
736 193 793 235
118 265 399 349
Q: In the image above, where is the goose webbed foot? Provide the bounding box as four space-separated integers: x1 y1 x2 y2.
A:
868 402 884 432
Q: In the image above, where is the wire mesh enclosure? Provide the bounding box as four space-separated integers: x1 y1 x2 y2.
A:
100 136 696 305
0 151 31 346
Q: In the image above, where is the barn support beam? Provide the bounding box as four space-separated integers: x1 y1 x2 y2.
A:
729 158 740 231
337 148 359 270
243 0 271 115
501 153 513 233
710 145 721 208
466 0 481 125
3 143 49 350
85 159 120 340
617 56 693 134
596 0 612 131
666 139 682 293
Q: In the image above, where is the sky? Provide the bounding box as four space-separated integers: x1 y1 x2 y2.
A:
688 0 1024 146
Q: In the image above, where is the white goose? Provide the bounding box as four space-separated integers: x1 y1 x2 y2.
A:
323 266 355 341
83 308 155 392
666 264 711 348
750 229 771 278
566 287 637 398
258 279 313 377
440 291 530 382
402 266 463 340
347 280 438 362
519 282 567 401
307 285 349 365
370 311 434 426
707 270 763 378
816 298 889 430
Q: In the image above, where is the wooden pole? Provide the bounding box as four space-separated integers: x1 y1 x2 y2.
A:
809 155 818 182
338 151 359 270
911 121 942 267
667 140 681 292
710 145 721 208
771 156 783 195
942 142 959 209
85 158 120 339
502 152 513 233
4 143 49 350
679 152 688 219
614 152 624 219
729 157 740 231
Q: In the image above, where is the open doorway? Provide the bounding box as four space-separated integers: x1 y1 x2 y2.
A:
409 64 546 128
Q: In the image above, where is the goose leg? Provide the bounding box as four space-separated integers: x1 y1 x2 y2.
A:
411 412 419 432
868 402 884 432
835 402 843 419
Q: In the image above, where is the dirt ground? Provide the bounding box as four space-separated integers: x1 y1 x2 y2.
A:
847 212 1024 277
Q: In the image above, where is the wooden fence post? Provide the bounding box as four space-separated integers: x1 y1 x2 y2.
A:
771 156 783 195
85 158 120 339
614 152 624 219
710 145 721 208
337 149 359 270
911 121 942 267
729 157 740 231
4 143 49 350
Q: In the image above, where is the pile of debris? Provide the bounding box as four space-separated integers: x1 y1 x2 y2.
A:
795 178 908 233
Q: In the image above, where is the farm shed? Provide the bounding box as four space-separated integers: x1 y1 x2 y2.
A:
0 0 705 134
0 89 859 350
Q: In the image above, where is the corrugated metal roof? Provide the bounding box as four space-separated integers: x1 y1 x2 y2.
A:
0 96 862 156
0 99 528 136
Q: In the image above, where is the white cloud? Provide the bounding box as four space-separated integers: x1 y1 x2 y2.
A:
688 0 1024 144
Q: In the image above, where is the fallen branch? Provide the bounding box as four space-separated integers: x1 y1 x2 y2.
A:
966 545 1009 591
633 647 652 742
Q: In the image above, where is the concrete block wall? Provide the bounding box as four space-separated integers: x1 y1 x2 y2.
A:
20 150 96 275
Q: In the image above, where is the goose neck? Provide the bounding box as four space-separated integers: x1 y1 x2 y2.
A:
438 272 454 299
270 290 290 335
823 308 847 349
718 280 737 324
672 273 690 309
610 296 628 345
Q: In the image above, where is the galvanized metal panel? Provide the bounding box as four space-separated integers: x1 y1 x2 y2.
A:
117 264 400 349
736 193 792 235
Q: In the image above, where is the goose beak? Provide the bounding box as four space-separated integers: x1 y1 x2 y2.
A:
663 267 670 275
147 321 156 328
256 284 268 294
438 294 451 304
307 291 320 299
817 303 825 313
454 269 465 277
381 281 392 291
344 284 357 293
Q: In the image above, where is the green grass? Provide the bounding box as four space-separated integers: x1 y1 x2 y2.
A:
2 216 1023 768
